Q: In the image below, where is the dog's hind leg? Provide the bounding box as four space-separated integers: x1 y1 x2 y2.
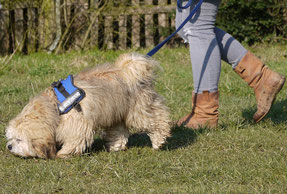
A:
127 95 171 149
103 123 130 152
146 103 171 150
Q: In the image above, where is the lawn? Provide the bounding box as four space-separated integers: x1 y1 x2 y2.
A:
0 43 287 193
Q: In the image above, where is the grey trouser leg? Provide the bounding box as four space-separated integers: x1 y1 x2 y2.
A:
176 0 247 93
215 27 248 69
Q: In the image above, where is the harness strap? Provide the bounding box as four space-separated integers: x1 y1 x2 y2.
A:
54 83 70 98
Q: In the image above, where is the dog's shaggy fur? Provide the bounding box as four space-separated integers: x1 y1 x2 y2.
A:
6 53 171 159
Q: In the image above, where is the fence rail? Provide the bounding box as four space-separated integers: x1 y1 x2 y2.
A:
0 0 178 56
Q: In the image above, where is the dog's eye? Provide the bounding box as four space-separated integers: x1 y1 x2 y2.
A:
16 139 22 142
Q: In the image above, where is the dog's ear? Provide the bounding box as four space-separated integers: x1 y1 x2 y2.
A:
32 139 57 159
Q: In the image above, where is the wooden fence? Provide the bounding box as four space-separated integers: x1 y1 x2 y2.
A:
0 0 179 56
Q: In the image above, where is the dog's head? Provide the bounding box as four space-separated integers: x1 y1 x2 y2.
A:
6 92 60 159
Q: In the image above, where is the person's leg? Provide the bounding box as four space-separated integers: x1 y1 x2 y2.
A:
215 27 285 122
177 0 221 93
214 27 247 68
176 0 221 128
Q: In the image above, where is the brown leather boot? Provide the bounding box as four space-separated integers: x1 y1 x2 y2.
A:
176 91 219 129
234 51 285 123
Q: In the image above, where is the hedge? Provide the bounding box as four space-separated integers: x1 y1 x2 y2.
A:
216 0 287 45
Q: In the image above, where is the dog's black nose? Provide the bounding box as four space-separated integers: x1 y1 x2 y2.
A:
7 144 12 150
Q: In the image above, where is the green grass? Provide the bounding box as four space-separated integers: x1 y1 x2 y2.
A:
1 44 287 193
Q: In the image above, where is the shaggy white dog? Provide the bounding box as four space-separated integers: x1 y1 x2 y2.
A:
6 53 171 159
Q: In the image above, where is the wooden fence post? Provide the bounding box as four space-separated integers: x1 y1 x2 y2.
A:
48 0 61 52
0 9 9 55
38 6 45 51
170 0 175 30
119 14 127 50
158 0 168 42
89 0 99 48
13 8 23 53
28 7 39 53
105 15 113 49
132 0 140 48
66 1 76 49
0 9 4 55
145 0 153 47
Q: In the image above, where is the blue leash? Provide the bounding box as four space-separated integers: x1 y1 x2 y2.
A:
146 0 204 57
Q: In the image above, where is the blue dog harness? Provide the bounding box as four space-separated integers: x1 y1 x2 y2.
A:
52 75 85 114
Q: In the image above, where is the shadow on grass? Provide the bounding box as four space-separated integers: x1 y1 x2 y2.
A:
127 126 208 150
90 138 106 153
89 126 209 153
242 98 287 124
89 134 154 153
162 126 208 150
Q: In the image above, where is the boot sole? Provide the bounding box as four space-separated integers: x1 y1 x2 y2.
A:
254 75 286 123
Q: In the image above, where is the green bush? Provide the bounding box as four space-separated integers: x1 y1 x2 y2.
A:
216 0 287 45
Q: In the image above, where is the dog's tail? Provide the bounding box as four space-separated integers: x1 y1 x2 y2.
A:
114 53 161 86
